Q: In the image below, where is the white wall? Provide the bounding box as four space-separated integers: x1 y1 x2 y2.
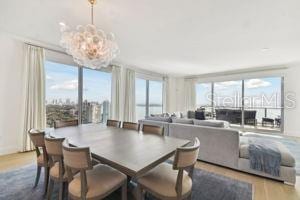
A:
283 65 300 137
0 33 24 155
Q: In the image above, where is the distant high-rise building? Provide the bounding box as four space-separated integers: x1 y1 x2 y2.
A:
102 100 110 123
66 98 71 105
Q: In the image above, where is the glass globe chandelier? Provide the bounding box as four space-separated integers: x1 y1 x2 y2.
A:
60 0 119 69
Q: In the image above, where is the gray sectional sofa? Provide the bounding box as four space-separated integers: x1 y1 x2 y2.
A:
139 118 296 185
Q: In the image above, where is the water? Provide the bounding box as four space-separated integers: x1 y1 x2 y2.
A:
136 105 163 120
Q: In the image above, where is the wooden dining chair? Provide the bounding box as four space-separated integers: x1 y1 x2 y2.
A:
142 124 164 136
106 119 121 128
62 143 127 200
122 122 139 131
28 129 49 194
54 119 78 129
136 137 200 200
44 137 67 200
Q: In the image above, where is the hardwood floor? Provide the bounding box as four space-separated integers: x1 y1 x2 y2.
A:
0 151 299 200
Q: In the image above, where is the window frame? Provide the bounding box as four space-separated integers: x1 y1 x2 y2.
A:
45 59 112 126
196 76 284 133
135 75 164 119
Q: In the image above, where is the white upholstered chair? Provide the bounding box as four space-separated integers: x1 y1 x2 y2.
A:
62 142 127 200
137 137 200 200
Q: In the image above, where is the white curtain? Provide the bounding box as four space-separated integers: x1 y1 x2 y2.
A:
21 45 46 152
111 65 121 120
184 78 197 112
123 69 136 122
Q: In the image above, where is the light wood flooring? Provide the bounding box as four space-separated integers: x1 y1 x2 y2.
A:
0 152 299 200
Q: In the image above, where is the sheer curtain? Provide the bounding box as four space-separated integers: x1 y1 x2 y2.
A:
111 65 121 120
21 44 46 151
184 78 197 112
123 69 136 122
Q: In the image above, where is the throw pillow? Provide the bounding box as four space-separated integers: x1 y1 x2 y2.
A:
195 111 205 120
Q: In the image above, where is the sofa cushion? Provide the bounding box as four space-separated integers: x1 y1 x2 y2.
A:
193 119 228 128
146 116 172 123
195 111 205 120
187 111 195 119
239 137 295 167
172 118 194 124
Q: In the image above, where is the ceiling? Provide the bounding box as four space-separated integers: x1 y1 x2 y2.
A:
1 0 300 76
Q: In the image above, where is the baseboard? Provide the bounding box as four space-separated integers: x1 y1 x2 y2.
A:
0 146 19 156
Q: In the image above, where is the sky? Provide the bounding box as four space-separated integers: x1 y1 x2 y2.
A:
46 61 163 105
45 61 111 103
196 77 282 108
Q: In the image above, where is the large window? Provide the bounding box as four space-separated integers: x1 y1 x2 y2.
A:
149 80 163 115
196 77 283 132
82 68 111 124
45 61 79 127
136 78 163 120
136 78 147 120
45 61 111 127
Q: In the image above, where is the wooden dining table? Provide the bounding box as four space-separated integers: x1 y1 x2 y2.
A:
48 124 190 178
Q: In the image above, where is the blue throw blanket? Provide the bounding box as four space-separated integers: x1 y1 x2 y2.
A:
248 139 281 177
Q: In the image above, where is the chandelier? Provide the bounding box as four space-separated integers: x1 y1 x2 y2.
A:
59 0 119 69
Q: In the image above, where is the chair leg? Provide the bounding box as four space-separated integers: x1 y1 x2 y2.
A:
34 166 41 188
58 181 64 200
46 179 54 200
44 167 49 195
136 184 144 200
122 181 127 200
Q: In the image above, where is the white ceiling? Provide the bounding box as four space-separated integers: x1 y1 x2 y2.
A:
1 0 300 76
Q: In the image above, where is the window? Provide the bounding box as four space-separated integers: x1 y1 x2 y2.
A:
149 80 163 115
136 78 147 120
136 78 163 120
45 61 112 127
195 76 283 132
244 77 282 129
82 68 111 124
196 83 213 118
45 61 79 127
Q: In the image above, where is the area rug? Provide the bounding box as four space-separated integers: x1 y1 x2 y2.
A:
0 164 253 200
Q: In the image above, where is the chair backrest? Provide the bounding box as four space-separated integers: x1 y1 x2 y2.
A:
45 137 65 157
142 124 164 136
54 119 78 129
107 120 121 128
62 142 92 170
28 129 45 147
122 122 139 131
173 137 200 170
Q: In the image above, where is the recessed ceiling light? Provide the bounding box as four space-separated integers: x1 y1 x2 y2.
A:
261 48 270 51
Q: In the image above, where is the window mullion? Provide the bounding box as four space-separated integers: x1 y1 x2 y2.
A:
78 66 83 124
146 80 150 117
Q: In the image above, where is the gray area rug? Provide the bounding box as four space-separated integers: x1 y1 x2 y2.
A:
0 164 252 200
243 132 300 175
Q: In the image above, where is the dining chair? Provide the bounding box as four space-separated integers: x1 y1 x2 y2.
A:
141 124 164 136
44 136 67 200
106 119 121 128
28 129 49 194
122 122 139 131
62 143 127 200
136 137 200 200
54 119 79 129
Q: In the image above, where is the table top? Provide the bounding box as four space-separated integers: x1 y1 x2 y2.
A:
48 124 190 177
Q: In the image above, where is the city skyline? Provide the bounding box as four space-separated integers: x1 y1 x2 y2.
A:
45 61 111 103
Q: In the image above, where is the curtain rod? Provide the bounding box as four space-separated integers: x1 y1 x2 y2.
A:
25 42 68 55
